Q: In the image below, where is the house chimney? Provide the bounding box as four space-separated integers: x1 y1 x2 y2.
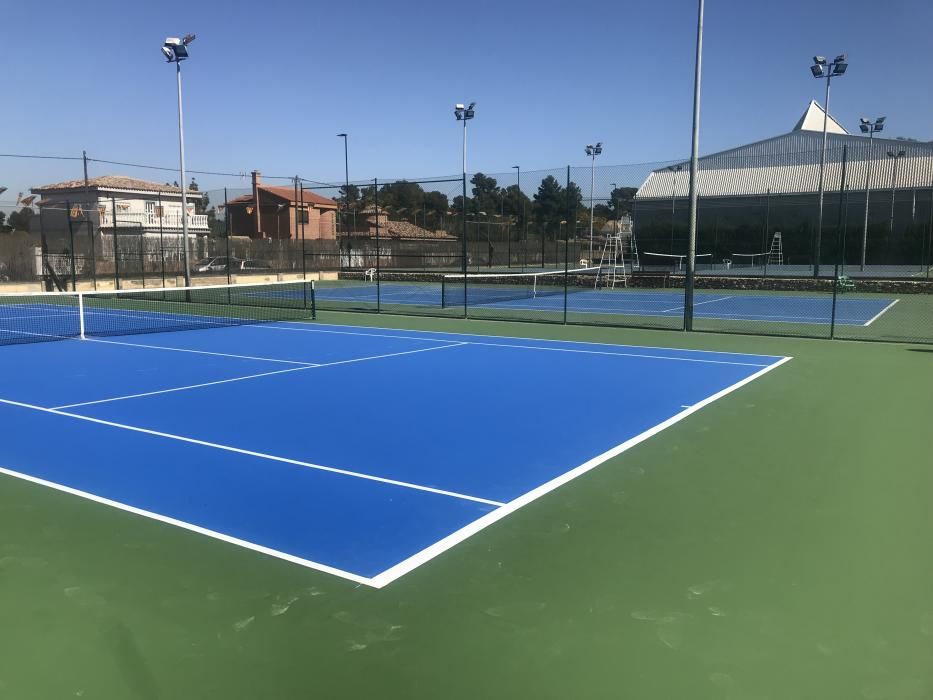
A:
251 170 262 237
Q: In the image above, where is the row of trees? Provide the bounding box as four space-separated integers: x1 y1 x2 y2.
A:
332 173 637 238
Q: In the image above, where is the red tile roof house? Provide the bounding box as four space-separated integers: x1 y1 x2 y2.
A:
226 172 338 240
30 176 208 238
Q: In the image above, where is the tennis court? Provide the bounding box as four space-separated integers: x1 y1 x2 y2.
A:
0 282 789 586
314 276 897 326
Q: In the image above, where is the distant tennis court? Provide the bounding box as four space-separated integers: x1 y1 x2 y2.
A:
0 281 789 586
312 273 898 327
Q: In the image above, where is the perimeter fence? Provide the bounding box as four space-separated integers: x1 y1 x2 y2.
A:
2 146 932 344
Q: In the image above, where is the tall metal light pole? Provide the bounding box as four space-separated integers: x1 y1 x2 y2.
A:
810 53 848 277
454 103 475 306
683 0 704 331
858 116 885 270
162 34 196 288
667 165 683 252
337 133 349 235
585 142 603 262
887 149 906 239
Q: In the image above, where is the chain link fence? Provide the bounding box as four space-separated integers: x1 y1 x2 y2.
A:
2 147 931 343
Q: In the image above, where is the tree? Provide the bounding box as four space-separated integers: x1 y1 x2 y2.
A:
609 186 638 218
0 211 6 229
7 207 33 232
469 173 504 217
533 175 565 236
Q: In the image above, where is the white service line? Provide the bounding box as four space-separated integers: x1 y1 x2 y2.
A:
52 364 320 409
660 295 735 313
84 337 317 365
367 355 794 588
256 325 769 367
0 396 504 508
863 298 900 326
0 464 373 588
52 341 468 409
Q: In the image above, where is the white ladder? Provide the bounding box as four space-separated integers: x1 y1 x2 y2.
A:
768 232 784 266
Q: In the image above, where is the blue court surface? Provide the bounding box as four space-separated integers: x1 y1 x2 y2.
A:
314 282 898 326
0 321 790 587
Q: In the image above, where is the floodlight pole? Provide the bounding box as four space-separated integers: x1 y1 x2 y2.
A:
175 59 192 287
813 74 832 278
683 0 704 331
589 151 596 262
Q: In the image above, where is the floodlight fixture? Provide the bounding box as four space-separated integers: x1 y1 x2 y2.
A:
0 186 7 196
813 56 827 65
831 61 848 75
876 116 886 125
834 54 847 63
811 64 825 78
162 35 192 62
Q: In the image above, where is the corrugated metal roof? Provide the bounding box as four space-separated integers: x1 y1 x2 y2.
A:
636 131 933 200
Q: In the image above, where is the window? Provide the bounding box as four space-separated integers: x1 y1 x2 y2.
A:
299 207 309 224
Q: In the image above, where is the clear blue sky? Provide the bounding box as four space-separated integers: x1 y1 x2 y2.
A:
2 0 931 201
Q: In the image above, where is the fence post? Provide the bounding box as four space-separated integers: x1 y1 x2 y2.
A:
461 172 468 318
830 145 849 339
564 166 571 324
66 200 77 290
158 192 166 289
111 197 120 290
298 178 307 282
375 178 381 313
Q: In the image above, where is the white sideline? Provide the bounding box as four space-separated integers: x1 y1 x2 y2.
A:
0 396 503 508
255 325 771 367
264 319 789 358
0 464 373 588
863 298 900 326
367 355 793 588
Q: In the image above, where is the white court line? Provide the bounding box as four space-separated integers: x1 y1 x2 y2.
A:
367 355 793 588
269 320 792 358
863 298 900 326
52 364 320 409
51 342 468 410
254 325 770 367
0 464 373 588
84 337 317 365
0 396 503 507
660 295 735 313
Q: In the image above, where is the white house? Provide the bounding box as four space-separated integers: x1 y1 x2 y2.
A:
32 175 209 237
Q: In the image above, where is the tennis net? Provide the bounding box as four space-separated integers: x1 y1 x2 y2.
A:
440 267 598 308
641 252 714 273
0 280 315 346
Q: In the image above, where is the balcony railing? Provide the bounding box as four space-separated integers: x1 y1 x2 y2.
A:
97 211 209 230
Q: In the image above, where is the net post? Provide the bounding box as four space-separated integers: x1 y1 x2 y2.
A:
78 292 85 340
441 276 446 309
308 280 316 320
